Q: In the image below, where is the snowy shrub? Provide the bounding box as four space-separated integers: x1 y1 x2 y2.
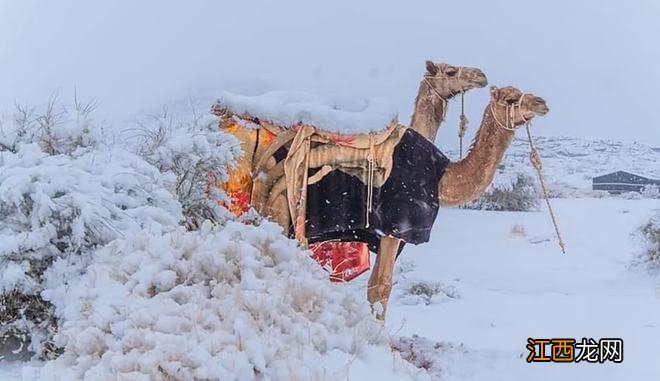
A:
398 279 459 306
462 173 539 211
391 335 466 379
509 224 527 238
641 184 660 199
31 221 394 381
586 190 611 199
129 109 242 229
0 101 183 358
545 183 586 199
636 214 660 270
619 191 642 200
0 96 103 156
394 259 416 278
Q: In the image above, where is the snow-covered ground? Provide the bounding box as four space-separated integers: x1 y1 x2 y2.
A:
382 197 660 380
0 75 657 381
2 197 657 380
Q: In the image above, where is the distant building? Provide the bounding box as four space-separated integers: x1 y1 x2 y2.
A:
592 171 660 194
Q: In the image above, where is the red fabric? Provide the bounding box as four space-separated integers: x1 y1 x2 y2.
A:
310 241 370 282
227 191 251 216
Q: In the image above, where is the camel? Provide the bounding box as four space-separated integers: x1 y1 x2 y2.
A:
213 77 549 321
438 86 549 206
247 60 488 234
409 61 488 142
365 86 549 318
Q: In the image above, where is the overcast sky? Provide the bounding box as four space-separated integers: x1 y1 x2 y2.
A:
1 0 659 148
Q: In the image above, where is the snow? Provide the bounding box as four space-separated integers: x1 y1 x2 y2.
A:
0 97 244 359
1 92 659 380
383 198 660 380
19 220 427 381
2 197 658 380
0 143 183 354
216 91 398 134
460 136 660 194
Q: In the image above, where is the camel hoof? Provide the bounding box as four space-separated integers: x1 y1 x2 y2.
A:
370 301 386 320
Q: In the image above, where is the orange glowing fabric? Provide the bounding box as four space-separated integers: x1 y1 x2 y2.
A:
215 122 275 217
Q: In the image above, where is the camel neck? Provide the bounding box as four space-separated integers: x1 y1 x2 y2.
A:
409 79 447 142
462 104 516 170
437 103 517 207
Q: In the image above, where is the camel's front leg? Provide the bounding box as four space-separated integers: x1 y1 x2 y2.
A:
367 236 401 320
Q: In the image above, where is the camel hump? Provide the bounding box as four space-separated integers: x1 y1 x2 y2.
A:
213 90 399 135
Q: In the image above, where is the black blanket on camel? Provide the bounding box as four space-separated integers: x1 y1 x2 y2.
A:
305 128 450 253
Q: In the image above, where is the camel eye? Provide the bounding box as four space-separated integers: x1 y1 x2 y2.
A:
444 67 458 76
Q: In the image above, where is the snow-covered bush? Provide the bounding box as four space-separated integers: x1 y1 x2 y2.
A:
128 108 241 229
391 335 466 379
0 96 103 156
462 173 540 211
619 191 642 200
509 224 527 238
641 184 660 199
398 279 459 306
636 213 660 270
0 100 183 358
31 221 390 380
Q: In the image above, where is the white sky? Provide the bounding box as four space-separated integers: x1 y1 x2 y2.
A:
1 0 659 147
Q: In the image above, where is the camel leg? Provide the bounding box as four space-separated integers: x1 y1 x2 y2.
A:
367 236 401 320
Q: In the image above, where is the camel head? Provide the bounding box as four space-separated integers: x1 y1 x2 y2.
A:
424 61 488 99
489 86 549 128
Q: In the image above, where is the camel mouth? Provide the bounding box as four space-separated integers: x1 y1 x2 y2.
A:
535 107 549 116
471 74 488 88
528 96 549 116
532 103 549 116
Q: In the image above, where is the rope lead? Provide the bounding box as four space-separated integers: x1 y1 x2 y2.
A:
458 92 469 159
525 122 566 254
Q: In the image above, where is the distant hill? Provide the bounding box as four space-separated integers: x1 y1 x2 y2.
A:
446 136 660 192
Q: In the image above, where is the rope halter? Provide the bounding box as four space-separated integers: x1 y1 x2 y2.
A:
422 67 465 123
423 68 470 156
490 93 531 131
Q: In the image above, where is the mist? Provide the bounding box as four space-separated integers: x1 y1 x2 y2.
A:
1 0 658 148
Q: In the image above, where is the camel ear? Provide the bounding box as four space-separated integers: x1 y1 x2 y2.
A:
425 61 438 75
489 86 500 99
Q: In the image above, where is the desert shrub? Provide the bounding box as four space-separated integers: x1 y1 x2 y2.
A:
509 224 527 237
636 214 660 269
29 221 389 380
619 191 642 200
462 173 539 211
0 96 103 156
0 95 251 359
391 335 466 379
1 97 245 359
128 108 241 229
398 279 459 306
641 184 660 199
0 99 184 358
